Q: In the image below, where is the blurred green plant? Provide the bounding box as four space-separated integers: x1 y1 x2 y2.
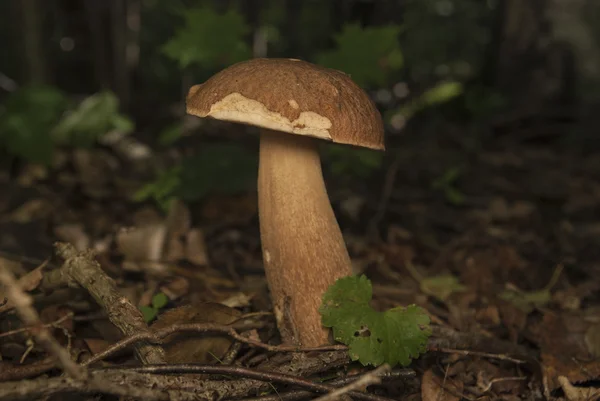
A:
52 91 134 147
158 123 184 146
134 143 257 209
133 164 182 211
323 145 383 179
396 81 464 120
316 24 404 87
0 86 66 165
162 5 251 70
0 87 131 165
464 86 507 119
431 166 466 205
140 292 169 323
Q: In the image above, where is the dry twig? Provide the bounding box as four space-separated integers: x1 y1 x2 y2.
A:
42 242 165 364
105 364 394 401
0 261 86 380
83 320 346 366
313 364 391 401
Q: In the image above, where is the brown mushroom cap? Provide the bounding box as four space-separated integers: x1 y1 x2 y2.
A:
186 58 385 150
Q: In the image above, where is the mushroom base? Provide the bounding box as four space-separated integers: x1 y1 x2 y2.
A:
258 129 353 347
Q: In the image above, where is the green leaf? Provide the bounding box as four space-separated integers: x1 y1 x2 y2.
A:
499 288 551 313
420 274 466 301
316 23 403 87
162 5 251 69
133 165 182 210
397 81 464 120
52 91 133 147
158 123 183 146
0 85 67 164
135 143 257 208
320 275 431 367
178 143 257 201
152 292 169 309
140 306 158 323
323 145 383 179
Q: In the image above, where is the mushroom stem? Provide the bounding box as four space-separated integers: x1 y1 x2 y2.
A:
258 129 353 347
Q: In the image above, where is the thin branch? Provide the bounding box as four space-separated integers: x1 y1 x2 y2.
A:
83 320 346 366
102 364 395 401
44 242 166 365
0 351 352 401
0 261 86 380
0 312 73 339
0 370 170 401
242 368 415 401
313 364 391 401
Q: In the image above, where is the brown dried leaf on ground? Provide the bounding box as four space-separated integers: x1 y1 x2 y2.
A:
559 376 600 401
0 261 46 314
421 369 463 401
529 311 600 390
150 302 241 364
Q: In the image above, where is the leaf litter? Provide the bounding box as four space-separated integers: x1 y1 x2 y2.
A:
0 126 599 400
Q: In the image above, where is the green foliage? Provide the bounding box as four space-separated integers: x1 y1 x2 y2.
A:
134 143 257 209
316 24 404 87
52 91 133 147
323 145 383 179
158 123 183 146
178 143 257 201
162 5 251 69
499 265 562 313
320 275 431 367
397 81 464 120
0 86 67 164
464 86 507 119
420 274 466 301
431 166 466 205
133 165 182 211
140 292 169 323
499 288 551 313
0 87 132 165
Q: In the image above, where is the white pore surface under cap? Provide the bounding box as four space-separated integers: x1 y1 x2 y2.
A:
207 93 333 140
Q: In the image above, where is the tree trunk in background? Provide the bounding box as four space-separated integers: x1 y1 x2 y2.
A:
547 0 600 97
85 0 111 90
16 0 48 84
483 0 564 111
111 0 130 109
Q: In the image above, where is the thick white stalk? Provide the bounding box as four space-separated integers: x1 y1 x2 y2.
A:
257 129 353 346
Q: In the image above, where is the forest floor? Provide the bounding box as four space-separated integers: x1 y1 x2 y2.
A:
0 121 599 401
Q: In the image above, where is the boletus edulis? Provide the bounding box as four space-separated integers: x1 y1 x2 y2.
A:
186 58 384 347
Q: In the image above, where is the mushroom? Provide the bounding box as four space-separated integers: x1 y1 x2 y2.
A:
186 58 384 347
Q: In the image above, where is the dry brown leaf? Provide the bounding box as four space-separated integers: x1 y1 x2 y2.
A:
559 376 600 401
531 311 600 390
421 369 462 401
54 224 90 251
151 303 241 364
185 228 209 266
0 261 47 314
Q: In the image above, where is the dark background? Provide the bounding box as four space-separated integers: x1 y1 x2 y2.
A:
1 1 600 396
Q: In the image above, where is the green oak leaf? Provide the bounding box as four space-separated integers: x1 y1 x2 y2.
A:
320 275 431 367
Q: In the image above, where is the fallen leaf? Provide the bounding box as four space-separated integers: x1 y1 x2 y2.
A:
421 369 462 401
530 311 600 390
559 376 600 401
0 261 47 314
185 228 209 266
54 224 90 251
420 274 466 301
151 303 242 364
